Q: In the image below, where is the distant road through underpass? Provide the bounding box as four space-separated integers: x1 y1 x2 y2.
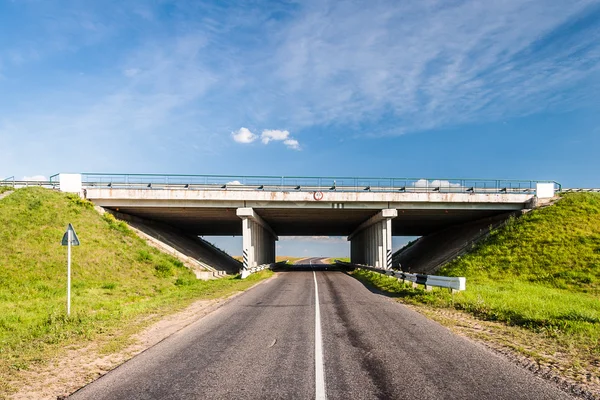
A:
69 259 572 399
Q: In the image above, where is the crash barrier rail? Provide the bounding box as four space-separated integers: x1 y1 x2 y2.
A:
51 173 561 195
0 179 59 189
241 260 288 279
334 260 466 291
562 188 600 193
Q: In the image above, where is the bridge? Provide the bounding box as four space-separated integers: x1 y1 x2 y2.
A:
48 173 559 273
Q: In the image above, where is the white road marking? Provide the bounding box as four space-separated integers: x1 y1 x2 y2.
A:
313 270 327 400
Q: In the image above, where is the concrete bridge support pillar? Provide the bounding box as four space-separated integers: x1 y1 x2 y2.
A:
349 209 397 269
237 208 278 272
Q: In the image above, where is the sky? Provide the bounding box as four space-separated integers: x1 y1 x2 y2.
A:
1 0 599 256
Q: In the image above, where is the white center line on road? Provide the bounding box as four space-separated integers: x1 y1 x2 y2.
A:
313 270 327 400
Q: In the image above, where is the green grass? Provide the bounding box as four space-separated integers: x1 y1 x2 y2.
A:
331 257 350 263
441 193 600 293
0 188 271 392
0 186 12 195
351 193 600 357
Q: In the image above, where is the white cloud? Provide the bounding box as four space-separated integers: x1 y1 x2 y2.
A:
413 179 461 188
231 127 257 143
260 129 301 150
226 180 242 185
261 129 290 144
22 175 47 181
232 128 302 150
283 139 300 150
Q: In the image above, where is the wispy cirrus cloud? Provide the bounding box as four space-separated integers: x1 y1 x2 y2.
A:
0 0 598 177
266 0 600 134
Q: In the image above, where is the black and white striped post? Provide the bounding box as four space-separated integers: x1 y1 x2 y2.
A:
242 249 249 271
240 216 252 279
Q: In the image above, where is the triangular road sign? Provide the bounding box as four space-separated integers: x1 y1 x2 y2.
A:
61 223 80 246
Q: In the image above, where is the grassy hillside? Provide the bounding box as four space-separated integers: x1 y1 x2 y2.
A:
442 192 600 293
0 187 271 394
352 193 600 365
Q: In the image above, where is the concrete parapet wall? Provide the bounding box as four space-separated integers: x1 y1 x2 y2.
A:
86 188 534 208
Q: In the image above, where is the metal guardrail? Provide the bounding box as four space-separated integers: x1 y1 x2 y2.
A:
335 260 466 291
0 180 59 189
562 188 600 193
241 260 288 279
61 173 560 195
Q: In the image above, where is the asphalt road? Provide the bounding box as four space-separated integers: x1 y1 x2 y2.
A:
69 260 573 400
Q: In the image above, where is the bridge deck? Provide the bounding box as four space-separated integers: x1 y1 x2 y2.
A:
85 187 532 236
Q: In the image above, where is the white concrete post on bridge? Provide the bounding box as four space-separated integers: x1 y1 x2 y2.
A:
236 208 278 272
348 209 397 269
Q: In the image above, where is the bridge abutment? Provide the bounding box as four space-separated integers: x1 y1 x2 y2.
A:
237 208 278 272
349 209 397 269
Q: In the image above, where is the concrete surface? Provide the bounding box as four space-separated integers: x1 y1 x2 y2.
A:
108 210 241 274
85 187 532 236
393 211 519 273
68 261 572 400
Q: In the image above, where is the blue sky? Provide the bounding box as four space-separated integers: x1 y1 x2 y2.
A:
1 0 599 256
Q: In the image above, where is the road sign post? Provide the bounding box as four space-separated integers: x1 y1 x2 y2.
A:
61 224 80 316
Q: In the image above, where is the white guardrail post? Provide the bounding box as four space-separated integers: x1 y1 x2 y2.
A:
241 260 288 279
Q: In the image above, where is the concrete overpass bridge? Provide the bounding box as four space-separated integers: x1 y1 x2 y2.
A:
53 173 558 272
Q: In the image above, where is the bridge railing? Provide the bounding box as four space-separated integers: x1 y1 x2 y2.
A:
562 188 600 193
1 177 59 189
335 260 466 291
71 173 560 195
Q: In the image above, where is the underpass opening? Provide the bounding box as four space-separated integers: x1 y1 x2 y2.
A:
277 236 349 261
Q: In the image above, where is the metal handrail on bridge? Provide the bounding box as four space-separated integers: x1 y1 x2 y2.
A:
1 178 59 189
69 173 560 195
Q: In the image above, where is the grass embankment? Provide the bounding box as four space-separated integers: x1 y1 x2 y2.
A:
333 257 350 263
232 256 304 265
276 256 306 264
352 193 600 381
0 187 271 395
0 186 12 195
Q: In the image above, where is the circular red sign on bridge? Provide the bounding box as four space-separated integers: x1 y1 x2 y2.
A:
313 191 324 201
